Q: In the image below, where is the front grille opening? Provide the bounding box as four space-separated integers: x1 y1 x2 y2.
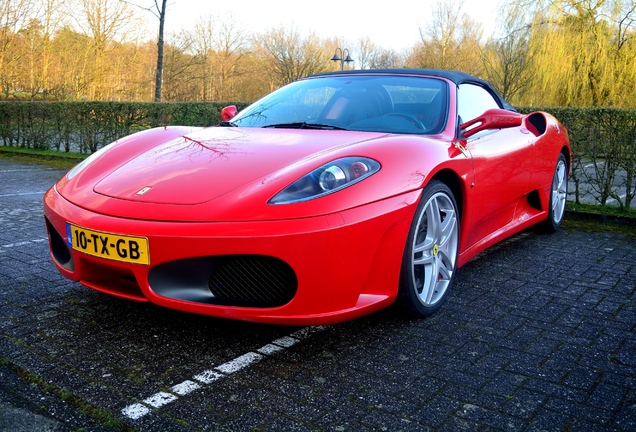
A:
45 218 74 271
208 255 297 307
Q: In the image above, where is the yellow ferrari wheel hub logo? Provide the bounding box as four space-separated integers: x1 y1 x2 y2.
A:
433 244 439 256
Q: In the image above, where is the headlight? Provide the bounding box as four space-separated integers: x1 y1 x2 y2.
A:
269 157 381 204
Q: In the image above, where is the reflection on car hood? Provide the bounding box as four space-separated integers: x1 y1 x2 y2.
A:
93 127 386 205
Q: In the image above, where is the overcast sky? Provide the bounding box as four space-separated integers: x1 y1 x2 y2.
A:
158 0 502 51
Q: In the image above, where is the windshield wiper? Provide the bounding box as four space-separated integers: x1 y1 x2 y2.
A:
262 122 347 130
218 121 237 127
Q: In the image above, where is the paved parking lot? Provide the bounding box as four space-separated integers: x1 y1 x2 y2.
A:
1 157 635 431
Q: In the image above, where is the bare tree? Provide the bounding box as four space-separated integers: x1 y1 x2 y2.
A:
352 37 374 70
208 15 248 100
69 0 138 99
14 0 67 97
420 0 465 68
0 0 37 96
258 27 330 86
481 0 535 101
118 0 166 101
37 0 66 96
613 0 636 49
354 37 405 69
160 37 199 101
152 0 166 102
182 14 248 100
409 0 483 73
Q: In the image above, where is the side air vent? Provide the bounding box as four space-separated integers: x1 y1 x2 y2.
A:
526 113 547 136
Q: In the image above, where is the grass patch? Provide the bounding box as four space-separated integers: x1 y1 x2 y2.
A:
2 359 135 431
568 202 636 219
2 355 133 429
564 204 636 237
0 146 84 170
563 217 636 236
0 145 85 160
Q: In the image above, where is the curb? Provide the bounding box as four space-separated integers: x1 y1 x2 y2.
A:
565 209 636 226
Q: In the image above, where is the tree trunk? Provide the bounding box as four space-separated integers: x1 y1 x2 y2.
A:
154 0 167 102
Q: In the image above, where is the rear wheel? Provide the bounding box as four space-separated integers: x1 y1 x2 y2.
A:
541 153 568 232
398 181 459 317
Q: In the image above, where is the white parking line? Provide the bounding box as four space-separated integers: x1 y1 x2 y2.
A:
605 189 635 204
192 370 224 384
143 392 177 408
215 351 263 374
583 161 605 169
121 326 327 420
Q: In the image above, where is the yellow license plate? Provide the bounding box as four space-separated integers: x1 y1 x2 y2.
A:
66 223 150 265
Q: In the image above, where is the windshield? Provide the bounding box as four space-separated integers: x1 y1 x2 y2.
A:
230 75 448 135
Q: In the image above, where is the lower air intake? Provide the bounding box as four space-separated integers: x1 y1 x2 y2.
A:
208 255 297 307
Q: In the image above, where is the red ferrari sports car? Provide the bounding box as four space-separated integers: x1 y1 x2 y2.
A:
44 69 570 325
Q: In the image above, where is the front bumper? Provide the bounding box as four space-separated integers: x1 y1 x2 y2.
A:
44 187 420 325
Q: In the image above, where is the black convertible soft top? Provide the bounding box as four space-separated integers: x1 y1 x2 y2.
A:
308 68 516 112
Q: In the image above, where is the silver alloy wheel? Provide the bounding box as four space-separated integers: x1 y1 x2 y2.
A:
551 157 567 225
409 190 459 307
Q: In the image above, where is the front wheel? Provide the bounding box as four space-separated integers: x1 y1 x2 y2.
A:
397 181 459 317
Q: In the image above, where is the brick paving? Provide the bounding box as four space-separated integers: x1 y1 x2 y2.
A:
1 158 635 431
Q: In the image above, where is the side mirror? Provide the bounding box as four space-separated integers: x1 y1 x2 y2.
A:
460 108 523 138
220 105 238 121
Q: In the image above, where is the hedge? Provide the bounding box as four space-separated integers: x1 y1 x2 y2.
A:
519 107 636 209
0 101 250 153
1 101 635 209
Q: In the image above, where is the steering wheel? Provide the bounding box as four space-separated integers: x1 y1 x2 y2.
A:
385 113 425 130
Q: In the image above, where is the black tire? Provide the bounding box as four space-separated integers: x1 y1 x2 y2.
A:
540 153 568 233
397 180 460 317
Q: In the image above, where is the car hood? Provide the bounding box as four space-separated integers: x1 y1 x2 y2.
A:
56 126 460 222
92 127 387 205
